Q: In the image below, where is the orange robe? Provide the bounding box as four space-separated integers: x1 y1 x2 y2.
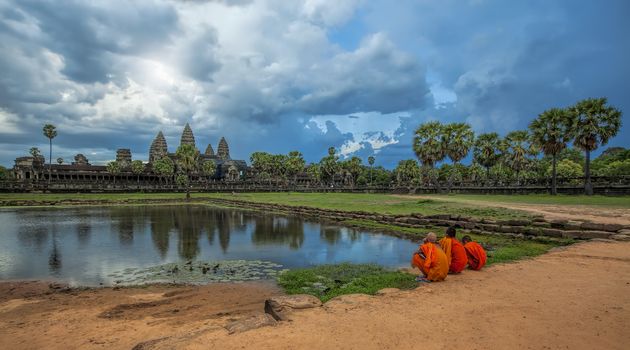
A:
439 237 468 273
464 241 487 270
411 242 448 281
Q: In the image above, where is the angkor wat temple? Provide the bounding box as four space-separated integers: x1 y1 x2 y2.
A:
11 123 248 187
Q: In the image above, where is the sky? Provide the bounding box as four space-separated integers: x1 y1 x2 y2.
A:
0 0 628 168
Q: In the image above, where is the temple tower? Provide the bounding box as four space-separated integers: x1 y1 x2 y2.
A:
116 149 132 168
149 131 168 163
217 137 230 160
180 123 196 149
205 144 215 156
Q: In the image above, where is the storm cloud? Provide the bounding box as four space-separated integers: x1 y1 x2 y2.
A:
0 0 628 169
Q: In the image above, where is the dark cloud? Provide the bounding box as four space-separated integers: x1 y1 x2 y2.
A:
12 0 178 83
0 0 628 169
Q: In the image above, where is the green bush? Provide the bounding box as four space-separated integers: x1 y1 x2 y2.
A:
277 263 417 302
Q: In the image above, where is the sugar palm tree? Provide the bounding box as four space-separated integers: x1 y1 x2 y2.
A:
504 130 538 184
175 144 200 200
529 108 575 195
473 132 503 178
42 124 57 184
106 161 121 185
443 122 474 189
367 156 375 186
570 97 622 195
413 121 446 168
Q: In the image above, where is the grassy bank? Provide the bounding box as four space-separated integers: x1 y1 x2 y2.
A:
340 219 570 265
207 192 534 220
421 194 630 208
277 264 417 302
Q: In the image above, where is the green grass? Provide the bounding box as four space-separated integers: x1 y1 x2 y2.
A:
340 219 571 265
206 192 533 220
423 194 630 208
277 263 417 302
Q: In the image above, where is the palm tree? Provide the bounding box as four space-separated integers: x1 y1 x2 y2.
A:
473 132 503 178
529 108 574 195
368 156 375 186
106 161 121 186
175 144 200 200
570 97 622 195
131 160 145 185
42 124 57 185
504 130 537 184
320 147 340 187
413 121 446 168
443 122 474 189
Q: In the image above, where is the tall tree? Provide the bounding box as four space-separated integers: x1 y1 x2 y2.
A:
443 122 474 190
529 108 575 195
131 160 144 184
175 144 200 200
504 130 538 184
570 97 622 195
42 124 57 184
153 157 175 186
341 156 362 188
367 156 375 186
306 163 322 186
413 121 446 168
320 147 340 186
394 159 421 187
106 161 121 185
285 151 305 185
473 132 503 177
201 160 217 181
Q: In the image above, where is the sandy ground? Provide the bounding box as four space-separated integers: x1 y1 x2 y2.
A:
410 195 630 225
1 240 629 350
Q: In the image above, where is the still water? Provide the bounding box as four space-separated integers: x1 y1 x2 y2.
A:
0 205 418 286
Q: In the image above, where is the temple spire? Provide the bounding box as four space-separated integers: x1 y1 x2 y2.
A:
149 131 168 163
217 137 230 160
205 143 215 156
180 123 196 148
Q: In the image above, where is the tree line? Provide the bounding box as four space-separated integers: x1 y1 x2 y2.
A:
6 97 624 196
411 97 622 195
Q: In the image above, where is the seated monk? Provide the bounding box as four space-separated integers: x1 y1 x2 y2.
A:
461 235 487 270
439 227 468 274
411 232 448 282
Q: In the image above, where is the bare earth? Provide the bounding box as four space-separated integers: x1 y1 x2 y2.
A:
1 240 629 350
410 195 630 225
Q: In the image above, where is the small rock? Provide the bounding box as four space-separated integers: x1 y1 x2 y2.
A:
225 314 277 334
611 234 630 241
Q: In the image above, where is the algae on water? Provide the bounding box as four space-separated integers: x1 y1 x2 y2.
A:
107 260 286 285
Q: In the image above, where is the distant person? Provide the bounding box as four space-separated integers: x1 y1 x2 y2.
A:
461 235 487 271
439 227 468 274
411 232 448 282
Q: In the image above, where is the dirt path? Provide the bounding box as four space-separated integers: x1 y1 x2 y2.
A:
409 195 630 225
2 240 629 350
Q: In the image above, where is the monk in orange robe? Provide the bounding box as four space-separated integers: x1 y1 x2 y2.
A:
411 232 448 282
462 235 487 270
439 227 468 274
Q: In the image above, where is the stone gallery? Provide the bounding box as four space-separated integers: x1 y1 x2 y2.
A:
12 124 248 184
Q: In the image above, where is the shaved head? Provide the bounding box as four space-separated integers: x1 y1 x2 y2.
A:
425 232 437 243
